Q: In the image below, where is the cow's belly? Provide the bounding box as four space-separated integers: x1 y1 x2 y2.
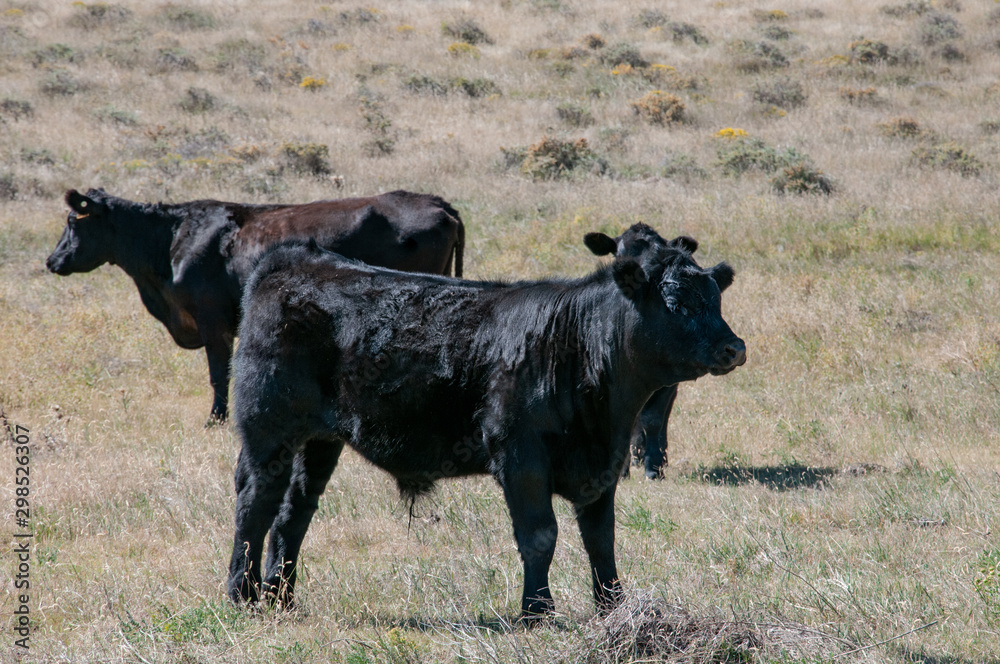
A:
330 382 490 479
166 309 203 348
350 427 490 479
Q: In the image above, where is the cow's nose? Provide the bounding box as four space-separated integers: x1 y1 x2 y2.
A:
721 339 746 368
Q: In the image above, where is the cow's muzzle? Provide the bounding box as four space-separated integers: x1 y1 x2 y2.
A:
709 338 746 375
45 254 69 275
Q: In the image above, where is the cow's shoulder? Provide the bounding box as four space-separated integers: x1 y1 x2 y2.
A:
168 201 244 287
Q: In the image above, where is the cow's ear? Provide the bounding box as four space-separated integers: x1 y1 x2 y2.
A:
612 258 649 301
711 262 735 292
584 232 618 256
669 235 698 254
65 190 104 218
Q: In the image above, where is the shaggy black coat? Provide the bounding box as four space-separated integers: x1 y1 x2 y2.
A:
227 225 745 617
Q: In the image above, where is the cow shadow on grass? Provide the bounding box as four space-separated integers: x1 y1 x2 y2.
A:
691 463 838 491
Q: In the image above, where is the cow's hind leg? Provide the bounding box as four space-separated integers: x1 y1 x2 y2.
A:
575 484 623 613
263 438 345 606
502 467 558 618
227 438 298 605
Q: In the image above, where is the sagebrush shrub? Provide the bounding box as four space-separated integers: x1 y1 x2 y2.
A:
752 76 806 109
403 74 448 96
20 148 56 165
661 152 707 180
67 3 132 29
881 0 931 17
179 87 217 113
771 164 834 195
442 19 493 45
849 38 895 64
753 9 788 22
0 98 33 121
281 142 332 175
95 105 138 126
839 86 881 105
0 172 17 200
338 8 382 26
630 91 685 125
910 142 982 177
358 93 396 156
879 116 923 138
446 42 480 58
553 102 590 127
980 119 1000 135
450 77 500 98
160 5 216 30
30 43 82 67
642 65 700 91
760 25 793 41
551 61 575 78
213 38 268 73
732 40 788 72
659 21 709 45
918 11 962 46
936 43 966 61
633 9 668 29
580 33 606 49
715 135 808 176
518 136 606 180
40 70 86 97
600 42 649 68
156 47 198 72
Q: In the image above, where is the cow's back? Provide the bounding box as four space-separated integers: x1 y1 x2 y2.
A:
230 191 461 281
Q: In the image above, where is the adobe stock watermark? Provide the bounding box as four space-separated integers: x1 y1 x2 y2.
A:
6 417 33 653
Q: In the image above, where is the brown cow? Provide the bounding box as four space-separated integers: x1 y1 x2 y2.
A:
46 188 464 423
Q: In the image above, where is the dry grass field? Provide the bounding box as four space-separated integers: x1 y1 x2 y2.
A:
1 0 1000 661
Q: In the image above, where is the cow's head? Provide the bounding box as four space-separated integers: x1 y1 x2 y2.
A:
585 223 745 381
46 189 115 275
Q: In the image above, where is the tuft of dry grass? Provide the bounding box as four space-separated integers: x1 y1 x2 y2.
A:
590 591 861 663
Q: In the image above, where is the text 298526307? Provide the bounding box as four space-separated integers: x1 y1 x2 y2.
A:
12 423 31 651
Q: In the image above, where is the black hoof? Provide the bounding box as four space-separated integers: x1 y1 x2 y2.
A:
227 578 260 605
205 414 227 428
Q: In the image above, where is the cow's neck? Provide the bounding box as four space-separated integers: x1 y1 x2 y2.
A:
554 279 661 420
105 204 191 339
108 204 179 285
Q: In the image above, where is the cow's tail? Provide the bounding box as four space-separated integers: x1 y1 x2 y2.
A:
453 214 465 278
438 198 464 278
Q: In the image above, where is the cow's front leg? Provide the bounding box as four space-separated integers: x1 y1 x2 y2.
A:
575 484 622 613
631 385 678 479
502 469 558 618
263 439 344 607
203 330 234 425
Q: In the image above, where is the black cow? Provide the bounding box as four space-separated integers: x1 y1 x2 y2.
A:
226 223 745 617
45 188 464 423
584 225 695 479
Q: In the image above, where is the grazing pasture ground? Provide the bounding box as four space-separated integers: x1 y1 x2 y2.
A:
1 0 998 661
